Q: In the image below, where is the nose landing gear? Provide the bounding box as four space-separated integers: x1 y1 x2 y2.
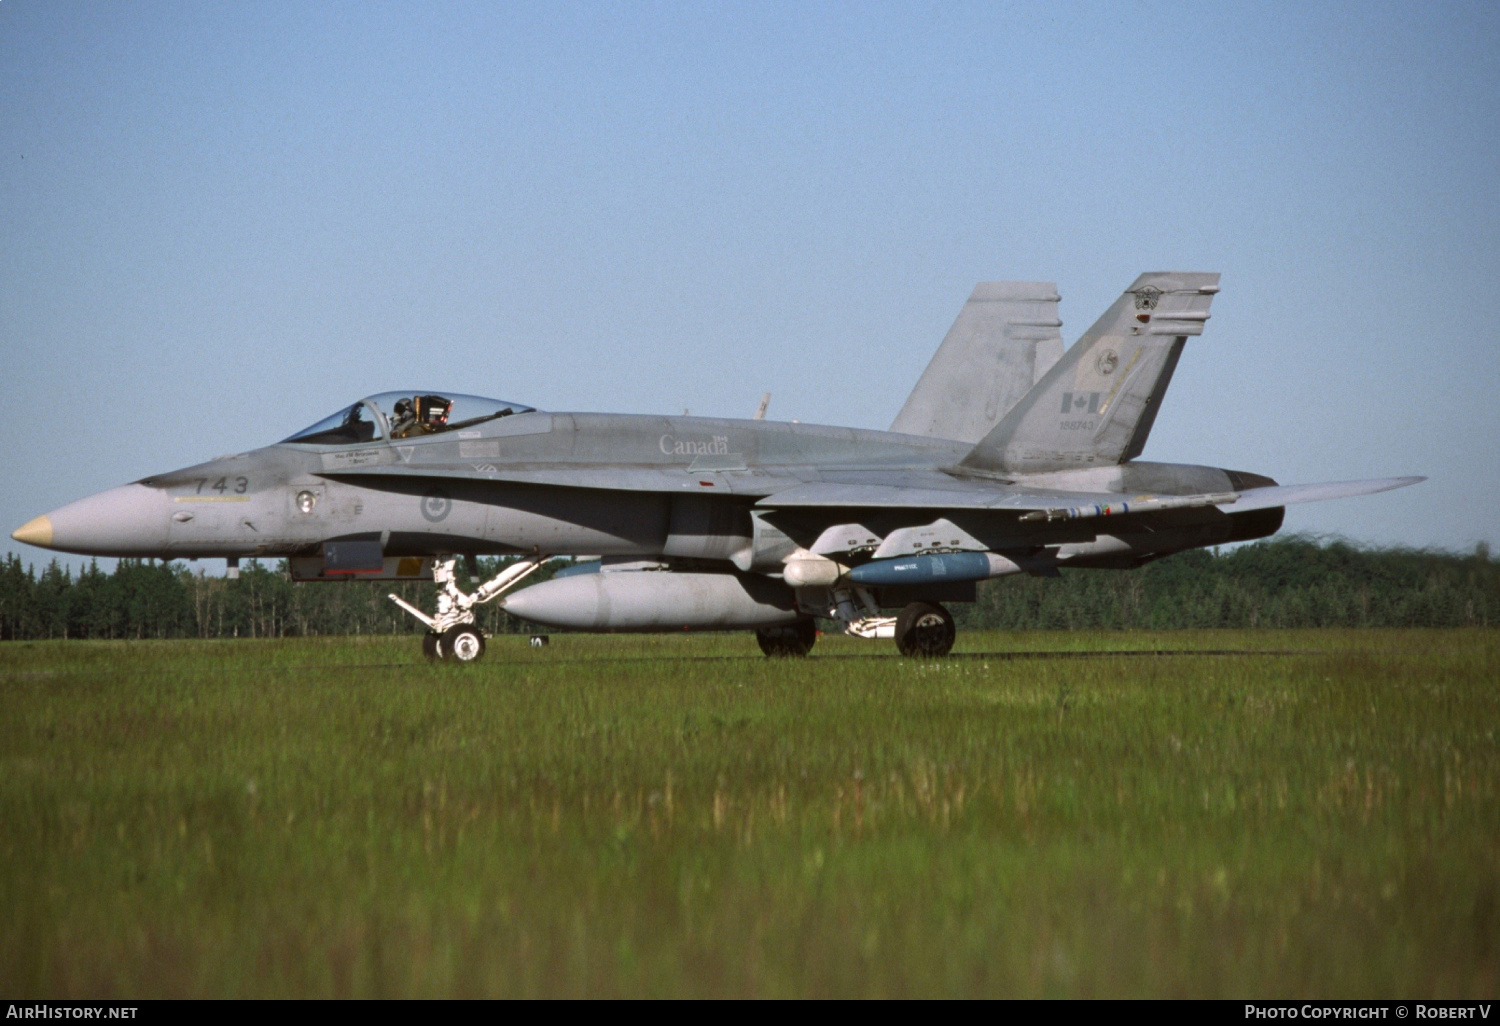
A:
392 554 549 662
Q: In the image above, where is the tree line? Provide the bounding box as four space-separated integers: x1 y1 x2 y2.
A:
0 556 550 642
1 537 1495 642
956 537 1497 631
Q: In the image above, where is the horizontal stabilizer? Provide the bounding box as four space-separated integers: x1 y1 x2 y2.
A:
1228 476 1425 513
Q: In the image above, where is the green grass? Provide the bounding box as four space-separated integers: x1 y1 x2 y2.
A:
1 629 1496 997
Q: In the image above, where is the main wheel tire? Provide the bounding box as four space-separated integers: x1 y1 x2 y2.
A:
422 632 443 660
756 619 818 658
895 602 956 658
441 624 487 663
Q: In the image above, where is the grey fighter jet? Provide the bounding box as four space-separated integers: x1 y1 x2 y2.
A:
11 273 1421 661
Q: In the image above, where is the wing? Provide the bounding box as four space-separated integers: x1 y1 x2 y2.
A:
756 476 1424 515
753 475 1423 561
322 456 1421 514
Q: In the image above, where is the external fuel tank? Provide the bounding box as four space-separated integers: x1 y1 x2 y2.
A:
501 571 801 631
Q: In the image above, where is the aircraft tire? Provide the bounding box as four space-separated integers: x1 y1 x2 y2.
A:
756 619 817 658
442 625 487 663
422 633 443 660
895 602 956 658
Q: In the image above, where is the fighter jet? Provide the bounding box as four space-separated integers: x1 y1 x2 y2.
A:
11 273 1421 661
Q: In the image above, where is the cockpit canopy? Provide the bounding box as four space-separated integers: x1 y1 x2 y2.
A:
281 392 537 445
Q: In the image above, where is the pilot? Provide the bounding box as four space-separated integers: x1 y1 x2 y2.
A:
390 397 417 438
390 396 452 438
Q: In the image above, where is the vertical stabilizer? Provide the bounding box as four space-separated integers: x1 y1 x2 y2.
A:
958 272 1220 474
890 281 1064 443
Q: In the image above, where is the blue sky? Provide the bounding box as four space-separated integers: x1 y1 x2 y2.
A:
3 0 1497 572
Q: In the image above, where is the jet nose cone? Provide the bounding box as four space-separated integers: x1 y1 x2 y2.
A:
22 484 170 556
11 515 54 548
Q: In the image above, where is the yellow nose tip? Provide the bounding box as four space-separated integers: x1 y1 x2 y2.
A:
11 515 53 548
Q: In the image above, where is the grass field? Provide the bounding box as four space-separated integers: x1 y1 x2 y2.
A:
1 629 1496 998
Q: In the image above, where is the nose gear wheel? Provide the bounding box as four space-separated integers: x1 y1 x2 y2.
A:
442 625 486 662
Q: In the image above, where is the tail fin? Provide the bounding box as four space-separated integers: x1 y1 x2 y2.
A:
890 281 1064 443
958 272 1220 474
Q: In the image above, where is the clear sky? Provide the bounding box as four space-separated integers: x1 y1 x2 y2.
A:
3 0 1497 573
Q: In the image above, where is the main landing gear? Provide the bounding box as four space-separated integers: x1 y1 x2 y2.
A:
802 584 958 659
756 618 818 657
390 555 549 663
893 601 956 658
